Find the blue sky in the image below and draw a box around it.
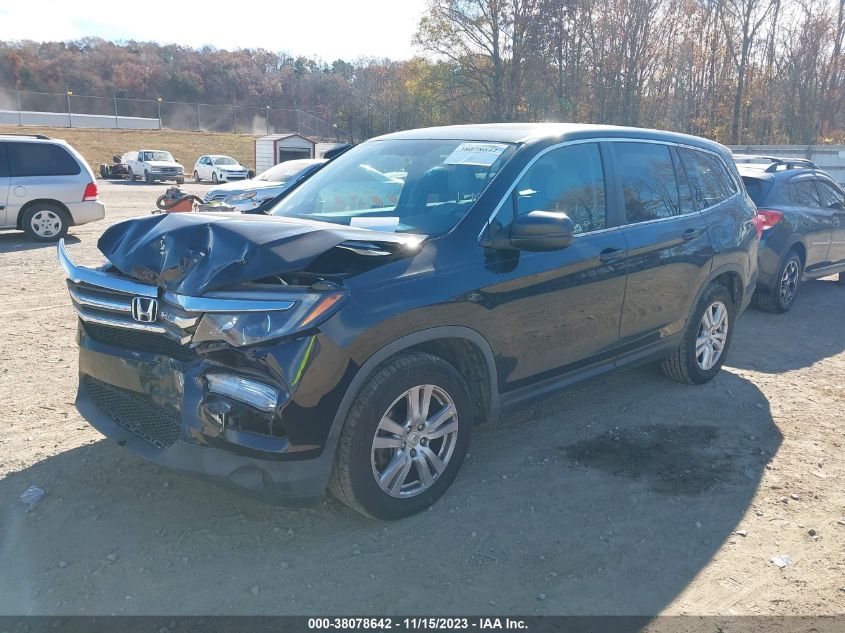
[0,0,429,60]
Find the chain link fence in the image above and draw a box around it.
[0,87,345,140]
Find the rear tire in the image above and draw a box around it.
[193,170,201,182]
[22,203,69,242]
[329,352,472,520]
[662,283,734,385]
[753,250,802,313]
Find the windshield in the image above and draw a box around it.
[213,156,238,165]
[257,160,319,182]
[268,139,515,235]
[143,151,174,162]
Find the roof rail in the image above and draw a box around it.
[733,154,816,172]
[0,133,52,140]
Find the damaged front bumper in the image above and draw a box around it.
[58,240,347,503]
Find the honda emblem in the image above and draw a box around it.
[131,297,158,323]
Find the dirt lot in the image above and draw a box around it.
[0,180,843,616]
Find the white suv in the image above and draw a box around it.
[0,134,106,241]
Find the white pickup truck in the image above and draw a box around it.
[122,150,185,184]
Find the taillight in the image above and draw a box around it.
[754,208,783,239]
[82,182,98,201]
[757,209,783,230]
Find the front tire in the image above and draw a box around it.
[662,283,734,384]
[329,352,472,520]
[127,167,135,181]
[753,251,802,313]
[22,203,69,242]
[144,170,152,184]
[212,172,219,184]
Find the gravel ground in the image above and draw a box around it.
[0,180,843,615]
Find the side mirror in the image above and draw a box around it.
[507,210,574,251]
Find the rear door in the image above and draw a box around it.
[0,142,9,227]
[612,141,715,349]
[816,178,845,266]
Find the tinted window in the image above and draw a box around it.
[741,176,773,205]
[788,180,822,207]
[0,143,9,178]
[7,142,81,177]
[680,148,736,209]
[817,180,845,209]
[615,142,681,223]
[513,143,606,234]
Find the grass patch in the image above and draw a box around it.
[0,125,260,174]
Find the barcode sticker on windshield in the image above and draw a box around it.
[443,143,508,166]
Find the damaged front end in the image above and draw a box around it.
[58,213,423,501]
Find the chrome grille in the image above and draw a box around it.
[204,192,228,202]
[67,279,199,343]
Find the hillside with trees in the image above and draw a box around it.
[0,0,843,144]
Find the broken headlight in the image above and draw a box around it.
[192,292,347,347]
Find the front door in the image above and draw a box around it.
[478,142,628,391]
[816,178,845,267]
[611,141,716,347]
[790,176,837,271]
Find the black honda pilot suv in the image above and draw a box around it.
[59,124,759,519]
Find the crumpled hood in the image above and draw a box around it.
[97,212,421,295]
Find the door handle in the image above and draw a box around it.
[598,247,627,263]
[683,227,705,241]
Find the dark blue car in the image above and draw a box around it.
[60,124,759,519]
[736,155,845,313]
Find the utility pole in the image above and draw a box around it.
[66,90,73,127]
[197,102,201,131]
[265,105,270,135]
[113,96,119,129]
[16,89,22,126]
[156,97,162,130]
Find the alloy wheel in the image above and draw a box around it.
[370,385,459,498]
[779,260,799,306]
[695,300,729,371]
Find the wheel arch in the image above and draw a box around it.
[17,199,74,229]
[787,240,806,266]
[687,264,745,325]
[326,327,500,456]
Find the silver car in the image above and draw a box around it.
[202,158,326,213]
[0,133,105,241]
